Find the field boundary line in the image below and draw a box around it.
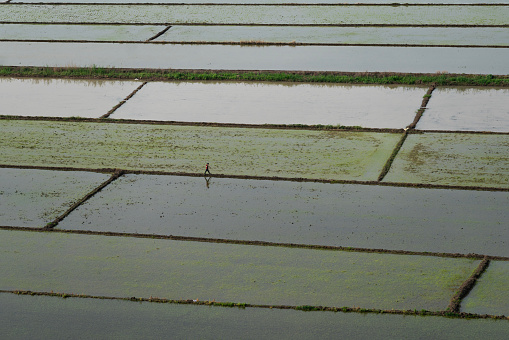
[377,84,436,181]
[43,170,124,229]
[0,115,402,133]
[2,225,509,261]
[101,81,147,118]
[1,164,508,192]
[1,289,508,320]
[447,257,491,313]
[1,22,508,28]
[3,3,509,6]
[1,39,508,49]
[407,84,436,129]
[146,25,172,42]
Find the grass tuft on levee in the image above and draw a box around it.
[1,66,508,87]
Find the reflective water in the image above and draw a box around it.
[114,81,425,128]
[0,24,166,41]
[0,78,140,118]
[2,42,507,74]
[58,174,509,257]
[156,26,509,46]
[417,87,509,132]
[3,293,509,340]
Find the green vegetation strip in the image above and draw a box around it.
[0,229,480,310]
[0,120,398,181]
[447,257,490,313]
[1,67,508,87]
[2,290,508,320]
[3,226,509,262]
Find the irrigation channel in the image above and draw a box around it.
[1,0,509,338]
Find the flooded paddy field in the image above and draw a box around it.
[153,26,509,46]
[0,78,140,117]
[57,173,509,257]
[0,229,479,311]
[383,133,509,189]
[2,4,507,25]
[462,261,509,316]
[0,120,400,181]
[113,81,425,128]
[0,168,109,228]
[417,87,509,132]
[2,42,508,74]
[3,294,509,340]
[0,23,167,41]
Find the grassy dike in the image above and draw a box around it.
[1,66,508,87]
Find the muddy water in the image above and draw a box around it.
[2,42,508,74]
[417,87,509,132]
[113,82,425,128]
[0,78,140,118]
[2,5,507,25]
[58,174,509,257]
[383,133,509,188]
[0,229,479,310]
[0,24,167,41]
[462,261,509,316]
[156,26,509,46]
[2,294,509,339]
[0,168,110,228]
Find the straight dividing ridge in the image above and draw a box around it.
[1,39,508,49]
[145,25,172,42]
[3,225,509,262]
[1,289,508,320]
[1,163,509,192]
[101,81,147,118]
[1,22,508,28]
[447,257,491,313]
[43,169,125,229]
[3,3,509,6]
[377,84,435,181]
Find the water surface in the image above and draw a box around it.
[2,42,507,74]
[114,81,425,128]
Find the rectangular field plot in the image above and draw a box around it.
[0,168,110,228]
[3,42,508,74]
[0,120,400,181]
[417,87,509,133]
[112,82,424,128]
[3,294,509,340]
[383,133,509,189]
[13,0,504,3]
[0,24,167,41]
[0,230,479,311]
[156,26,509,46]
[58,175,509,257]
[2,5,507,25]
[0,78,140,118]
[462,261,509,316]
